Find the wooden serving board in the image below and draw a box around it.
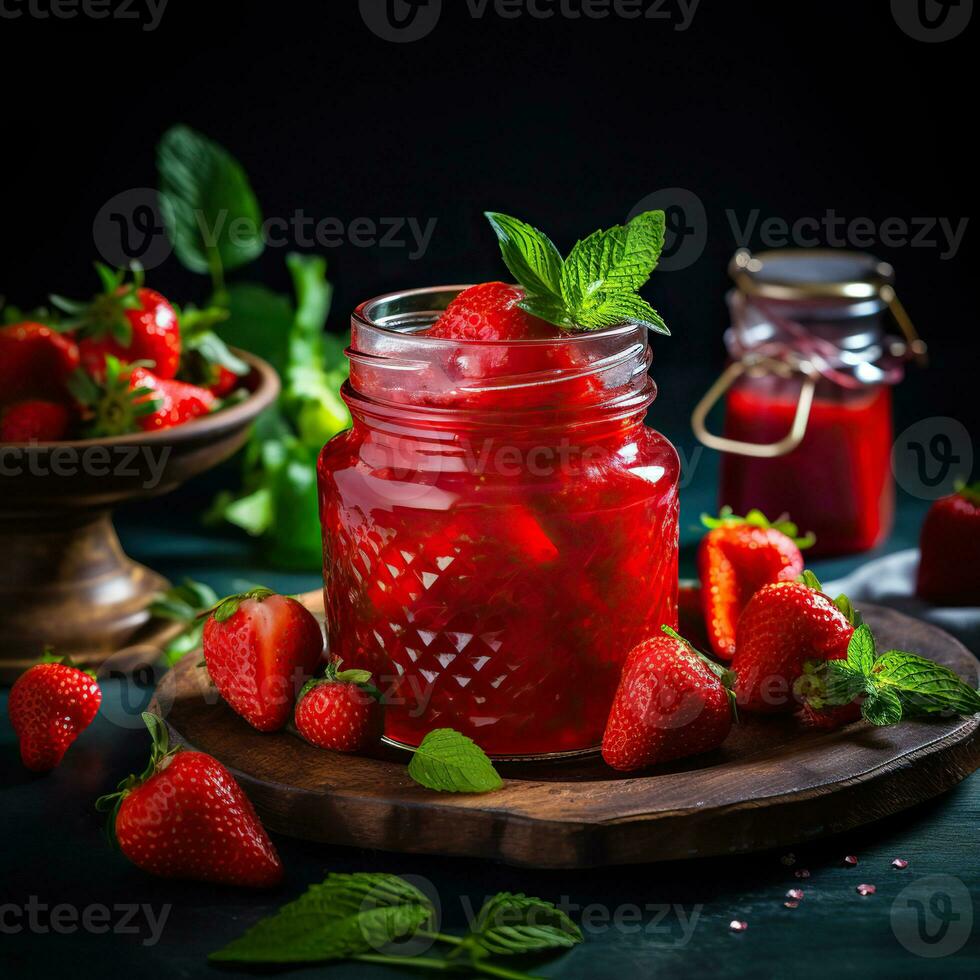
[150,596,980,869]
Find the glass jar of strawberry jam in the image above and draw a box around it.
[318,286,679,758]
[693,250,924,556]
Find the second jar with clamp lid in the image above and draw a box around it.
[693,249,925,556]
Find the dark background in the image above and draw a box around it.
[1,0,976,452]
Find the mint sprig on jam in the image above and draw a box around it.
[804,623,980,726]
[484,210,668,334]
[211,871,582,978]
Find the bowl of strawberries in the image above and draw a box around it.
[0,266,279,680]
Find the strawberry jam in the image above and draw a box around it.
[318,285,679,757]
[720,381,894,555]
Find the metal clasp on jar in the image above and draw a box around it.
[691,353,819,458]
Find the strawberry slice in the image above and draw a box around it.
[698,508,813,660]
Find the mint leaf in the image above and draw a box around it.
[798,569,823,592]
[465,892,583,957]
[483,210,668,334]
[872,652,980,716]
[816,660,869,706]
[846,624,877,674]
[407,729,502,793]
[517,293,576,329]
[861,686,903,726]
[157,125,264,280]
[574,291,668,335]
[560,211,665,309]
[210,873,433,964]
[485,212,563,299]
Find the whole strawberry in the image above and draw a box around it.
[916,482,980,606]
[203,588,324,732]
[294,660,384,752]
[0,399,73,442]
[8,654,101,771]
[52,264,181,379]
[0,321,80,403]
[426,282,559,343]
[98,713,282,888]
[70,355,215,436]
[698,508,813,660]
[731,577,854,714]
[601,627,735,772]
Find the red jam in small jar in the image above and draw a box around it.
[318,286,679,758]
[696,250,918,557]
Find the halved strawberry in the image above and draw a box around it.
[698,508,813,660]
[202,588,325,732]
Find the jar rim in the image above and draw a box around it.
[352,284,641,346]
[347,285,656,420]
[730,248,895,303]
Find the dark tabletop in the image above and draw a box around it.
[2,468,977,979]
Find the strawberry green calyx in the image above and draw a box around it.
[69,354,163,437]
[661,624,738,720]
[38,646,98,680]
[702,506,816,550]
[298,659,383,704]
[207,587,277,623]
[955,479,980,507]
[95,712,178,846]
[50,263,145,344]
[484,210,668,335]
[796,570,864,627]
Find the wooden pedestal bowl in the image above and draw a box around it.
[0,350,279,682]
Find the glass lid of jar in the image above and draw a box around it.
[729,248,926,361]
